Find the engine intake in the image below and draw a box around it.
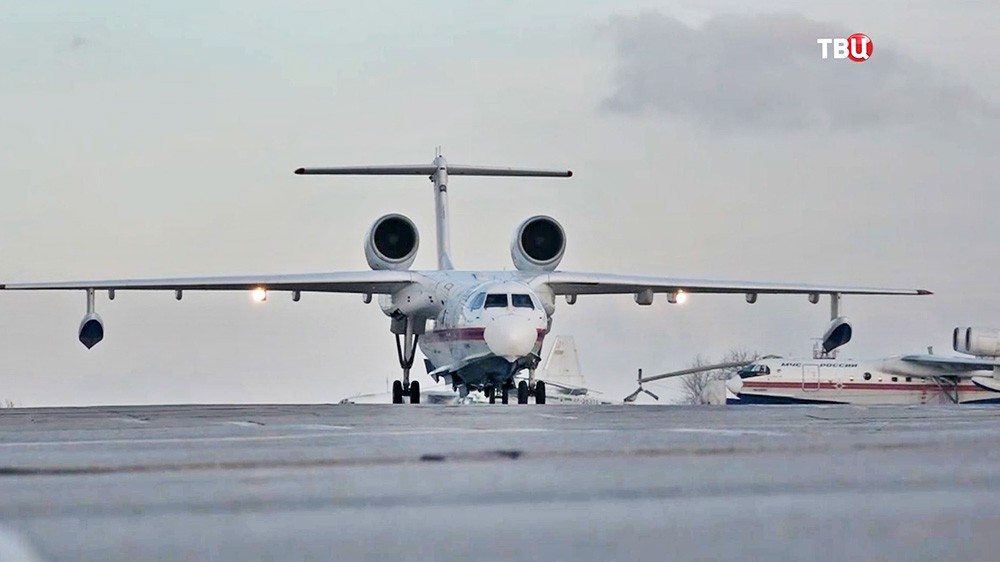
[365,214,419,271]
[821,316,852,353]
[79,313,104,349]
[511,216,566,272]
[954,327,1000,357]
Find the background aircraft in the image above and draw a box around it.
[517,335,610,405]
[631,326,1000,405]
[0,154,930,405]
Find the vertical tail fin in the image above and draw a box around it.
[541,335,587,390]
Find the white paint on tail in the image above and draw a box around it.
[542,335,587,390]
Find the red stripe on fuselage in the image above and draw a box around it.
[422,327,547,343]
[744,380,992,392]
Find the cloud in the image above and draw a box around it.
[602,12,997,131]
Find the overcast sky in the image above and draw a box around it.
[1,0,997,406]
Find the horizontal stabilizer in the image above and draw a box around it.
[447,166,571,177]
[295,166,436,175]
[294,165,571,178]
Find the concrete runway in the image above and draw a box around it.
[2,404,1000,561]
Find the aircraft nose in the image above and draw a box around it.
[725,376,744,396]
[483,315,538,363]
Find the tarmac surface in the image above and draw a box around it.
[2,403,1000,561]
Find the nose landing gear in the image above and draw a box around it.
[391,380,421,404]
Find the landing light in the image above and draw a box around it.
[251,287,268,303]
[675,290,688,305]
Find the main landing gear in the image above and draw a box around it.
[517,381,529,404]
[512,380,545,404]
[524,367,546,404]
[484,383,514,405]
[392,316,421,405]
[513,369,545,405]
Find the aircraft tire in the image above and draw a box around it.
[517,381,529,404]
[485,385,496,404]
[392,380,404,404]
[534,380,546,405]
[501,385,509,404]
[409,381,420,404]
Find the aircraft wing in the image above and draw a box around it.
[899,354,1000,374]
[0,270,417,294]
[533,272,931,297]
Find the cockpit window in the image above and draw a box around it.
[484,294,508,309]
[511,294,534,309]
[469,292,486,310]
[738,364,770,378]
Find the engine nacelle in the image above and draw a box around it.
[79,313,104,349]
[364,214,419,271]
[821,316,852,353]
[511,215,566,272]
[954,327,1000,357]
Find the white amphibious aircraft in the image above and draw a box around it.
[727,327,1000,405]
[0,154,930,404]
[635,327,1000,405]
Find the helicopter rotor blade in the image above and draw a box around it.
[623,388,643,403]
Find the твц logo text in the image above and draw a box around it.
[817,33,873,62]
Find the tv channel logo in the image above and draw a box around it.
[817,33,873,62]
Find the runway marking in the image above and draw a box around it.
[112,417,149,424]
[537,414,578,420]
[662,428,788,437]
[0,427,551,448]
[0,439,958,478]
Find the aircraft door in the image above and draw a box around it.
[802,364,820,392]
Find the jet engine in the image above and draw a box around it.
[510,215,566,272]
[820,316,852,354]
[364,214,419,271]
[78,313,104,349]
[954,327,1000,357]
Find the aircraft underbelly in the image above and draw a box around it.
[419,325,545,388]
[419,337,491,370]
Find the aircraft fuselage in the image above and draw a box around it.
[378,272,551,391]
[731,358,1000,405]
